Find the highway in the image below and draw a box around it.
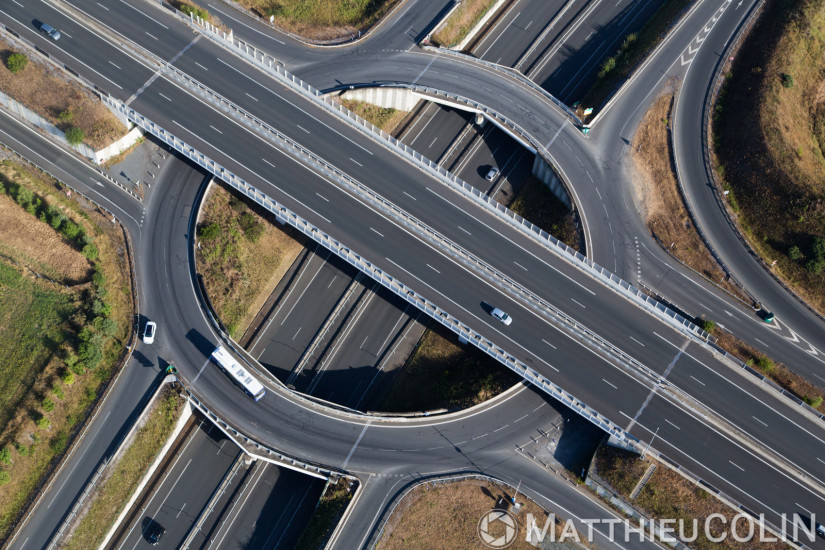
[2,0,825,547]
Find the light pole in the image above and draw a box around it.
[641,427,659,459]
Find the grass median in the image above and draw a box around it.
[430,0,500,49]
[593,446,787,550]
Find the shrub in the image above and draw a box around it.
[781,73,794,88]
[15,443,29,456]
[37,416,50,430]
[78,337,103,370]
[239,212,263,242]
[788,245,802,260]
[6,52,28,73]
[598,57,616,79]
[0,470,9,486]
[82,242,99,261]
[0,447,10,464]
[61,220,82,241]
[57,109,74,124]
[198,222,221,240]
[64,126,85,146]
[700,320,716,334]
[62,371,75,385]
[805,395,823,409]
[52,384,64,400]
[755,356,775,373]
[179,3,209,19]
[42,397,55,413]
[806,259,825,275]
[50,430,69,454]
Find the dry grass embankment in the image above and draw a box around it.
[714,0,825,316]
[196,184,306,339]
[378,323,520,412]
[0,43,125,149]
[378,479,581,550]
[233,0,400,41]
[709,326,824,412]
[430,0,499,48]
[63,388,186,550]
[576,0,694,119]
[631,91,750,301]
[0,157,132,542]
[339,99,408,134]
[510,176,581,251]
[594,446,787,550]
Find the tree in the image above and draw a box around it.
[788,245,801,261]
[6,52,28,73]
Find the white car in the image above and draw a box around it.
[143,321,157,344]
[490,308,512,326]
[485,167,499,182]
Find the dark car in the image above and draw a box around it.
[38,23,61,41]
[144,518,165,546]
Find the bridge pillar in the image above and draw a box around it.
[532,155,571,209]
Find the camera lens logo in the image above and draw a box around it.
[477,509,518,548]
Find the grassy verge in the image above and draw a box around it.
[196,184,307,339]
[697,322,825,412]
[575,0,694,119]
[377,478,585,549]
[593,446,786,550]
[377,322,520,412]
[0,156,132,541]
[233,0,400,41]
[63,388,185,549]
[430,0,499,48]
[630,90,752,301]
[713,0,825,316]
[509,176,581,251]
[339,99,408,134]
[295,478,354,550]
[0,42,125,149]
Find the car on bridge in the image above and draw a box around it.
[490,307,512,325]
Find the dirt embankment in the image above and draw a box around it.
[0,43,125,149]
[630,89,748,301]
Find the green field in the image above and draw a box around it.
[0,260,75,425]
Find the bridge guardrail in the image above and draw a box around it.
[174,12,712,348]
[101,94,632,446]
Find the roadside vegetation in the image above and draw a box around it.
[0,42,125,149]
[593,446,787,550]
[232,0,400,41]
[696,319,824,412]
[510,176,581,251]
[196,184,307,339]
[576,0,694,120]
[713,0,825,316]
[378,322,520,412]
[630,90,752,301]
[339,99,408,134]
[63,388,186,549]
[377,478,582,550]
[430,0,500,49]
[0,156,132,542]
[295,478,354,550]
